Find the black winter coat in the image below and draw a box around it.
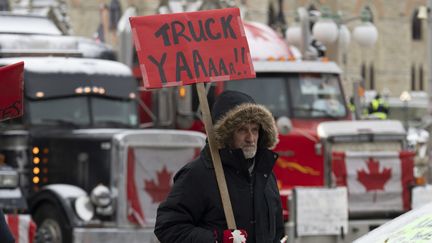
[154,146,284,243]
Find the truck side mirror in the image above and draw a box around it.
[276,116,292,135]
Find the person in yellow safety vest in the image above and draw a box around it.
[348,97,368,118]
[368,94,389,119]
[348,97,355,113]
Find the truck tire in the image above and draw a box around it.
[33,204,71,243]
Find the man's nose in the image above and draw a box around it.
[245,130,255,142]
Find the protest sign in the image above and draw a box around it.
[0,62,24,121]
[295,187,348,236]
[129,8,255,89]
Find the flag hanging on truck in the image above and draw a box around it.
[0,61,24,121]
[5,214,36,243]
[126,146,201,226]
[332,151,415,213]
[129,8,255,89]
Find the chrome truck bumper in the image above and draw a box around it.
[73,227,159,243]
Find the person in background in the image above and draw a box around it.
[348,97,355,113]
[154,90,284,243]
[368,93,389,119]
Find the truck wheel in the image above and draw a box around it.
[33,204,71,243]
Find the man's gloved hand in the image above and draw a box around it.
[223,229,247,243]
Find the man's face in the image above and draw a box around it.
[232,123,259,159]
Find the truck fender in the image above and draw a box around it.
[29,184,88,227]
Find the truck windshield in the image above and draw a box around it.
[28,96,138,127]
[225,72,346,119]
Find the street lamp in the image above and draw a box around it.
[338,24,351,51]
[285,6,378,119]
[285,6,378,58]
[352,22,378,48]
[312,19,338,44]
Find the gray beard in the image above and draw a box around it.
[242,147,257,159]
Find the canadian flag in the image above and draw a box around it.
[332,151,414,213]
[0,61,24,121]
[126,146,200,226]
[5,214,36,243]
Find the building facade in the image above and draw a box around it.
[65,0,429,98]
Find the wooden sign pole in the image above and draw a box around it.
[196,83,237,229]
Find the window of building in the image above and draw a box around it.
[369,63,375,90]
[412,8,423,40]
[361,63,367,89]
[360,63,375,90]
[419,65,424,90]
[268,2,276,28]
[411,64,416,90]
[268,0,287,35]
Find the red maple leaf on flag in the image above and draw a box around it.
[144,166,172,203]
[357,157,392,202]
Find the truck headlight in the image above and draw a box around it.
[90,184,112,208]
[74,195,94,221]
[0,169,19,188]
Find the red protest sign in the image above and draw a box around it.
[130,8,255,89]
[0,62,24,121]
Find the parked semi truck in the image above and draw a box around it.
[0,11,211,243]
[0,57,206,243]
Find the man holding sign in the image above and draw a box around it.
[154,91,284,242]
[130,7,283,243]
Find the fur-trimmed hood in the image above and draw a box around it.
[212,91,278,149]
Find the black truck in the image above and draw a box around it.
[0,57,205,243]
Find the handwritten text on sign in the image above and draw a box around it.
[295,187,348,236]
[0,62,24,121]
[129,8,255,89]
[377,214,432,243]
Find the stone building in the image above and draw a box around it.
[65,0,428,98]
[280,0,429,99]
